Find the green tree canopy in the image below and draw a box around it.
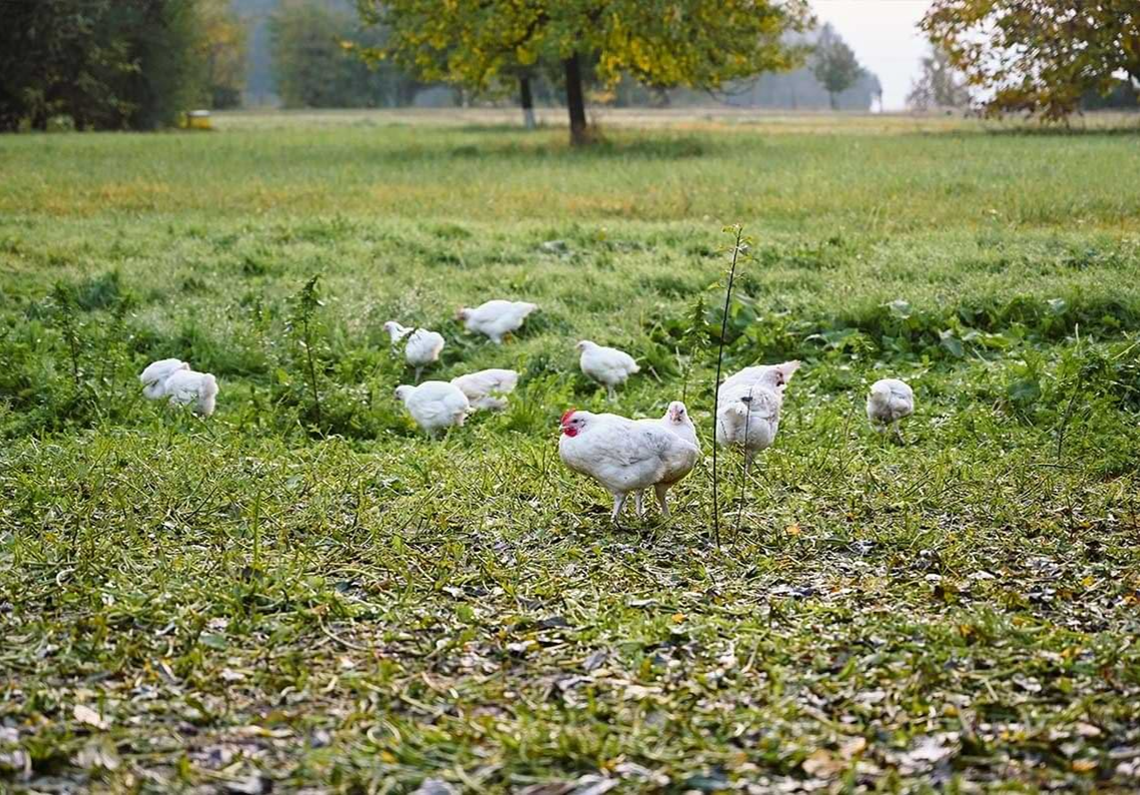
[922,0,1140,120]
[811,24,865,110]
[357,0,813,144]
[0,0,211,131]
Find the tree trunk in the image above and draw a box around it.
[563,54,588,146]
[519,75,536,130]
[829,91,837,110]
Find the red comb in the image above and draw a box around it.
[560,409,576,424]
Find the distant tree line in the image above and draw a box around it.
[4,0,1132,132]
[268,1,422,109]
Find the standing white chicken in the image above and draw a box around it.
[577,340,639,400]
[383,321,445,382]
[632,400,700,516]
[139,358,189,399]
[866,378,914,442]
[715,360,801,469]
[559,408,700,522]
[450,368,520,411]
[164,370,219,416]
[456,300,538,344]
[395,381,470,436]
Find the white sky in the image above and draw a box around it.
[812,0,934,110]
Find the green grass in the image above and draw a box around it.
[2,113,1140,793]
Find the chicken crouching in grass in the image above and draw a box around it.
[577,340,639,400]
[559,407,700,522]
[715,360,801,470]
[382,321,445,382]
[867,378,914,442]
[456,300,538,344]
[395,381,470,436]
[139,358,189,399]
[164,370,219,417]
[450,368,519,411]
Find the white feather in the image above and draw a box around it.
[456,300,538,344]
[404,329,445,369]
[867,378,914,429]
[559,408,700,520]
[139,358,189,399]
[382,321,414,344]
[577,340,639,398]
[715,360,801,462]
[450,368,519,411]
[164,370,218,416]
[395,381,470,435]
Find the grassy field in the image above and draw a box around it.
[2,111,1140,793]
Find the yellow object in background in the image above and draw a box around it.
[181,109,212,130]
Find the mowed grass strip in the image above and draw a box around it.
[1,115,1139,792]
[1,115,1139,230]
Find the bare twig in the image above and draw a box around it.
[294,275,324,430]
[711,225,746,550]
[1056,324,1082,462]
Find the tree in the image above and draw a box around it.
[906,46,971,111]
[922,0,1140,120]
[811,24,864,110]
[0,0,211,131]
[270,1,422,109]
[356,0,814,145]
[198,0,248,109]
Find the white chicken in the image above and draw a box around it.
[715,360,801,469]
[866,378,914,442]
[559,408,700,522]
[383,321,445,382]
[456,300,538,344]
[395,381,470,436]
[632,400,700,516]
[139,358,189,399]
[164,370,219,416]
[577,340,639,400]
[450,368,520,411]
[382,321,414,345]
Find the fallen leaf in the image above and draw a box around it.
[75,738,120,771]
[73,704,109,730]
[840,736,867,759]
[802,749,842,778]
[1075,722,1101,737]
[413,779,459,795]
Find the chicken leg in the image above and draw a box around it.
[611,492,628,522]
[634,491,645,518]
[893,421,906,445]
[653,483,672,519]
[606,385,616,402]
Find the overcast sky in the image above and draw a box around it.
[812,0,934,111]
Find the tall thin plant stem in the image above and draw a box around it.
[711,225,746,550]
[302,314,322,428]
[295,275,323,430]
